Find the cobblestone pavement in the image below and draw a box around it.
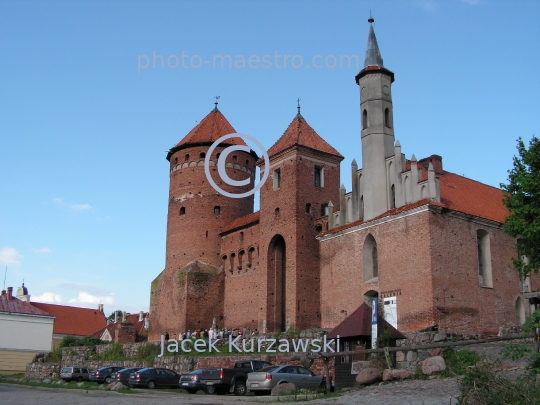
[1,378,461,405]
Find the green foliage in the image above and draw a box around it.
[99,343,126,360]
[137,343,161,359]
[58,335,102,350]
[501,136,540,278]
[107,310,123,323]
[458,364,540,405]
[441,348,481,376]
[285,324,301,339]
[523,309,540,335]
[501,343,531,361]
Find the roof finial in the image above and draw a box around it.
[213,95,220,111]
[368,10,374,24]
[295,98,303,118]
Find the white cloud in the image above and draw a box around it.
[53,198,92,212]
[33,292,63,303]
[68,291,114,305]
[32,247,51,254]
[415,0,439,10]
[0,247,23,266]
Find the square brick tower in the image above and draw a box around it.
[257,109,343,331]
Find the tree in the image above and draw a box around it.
[501,136,540,279]
[107,309,123,323]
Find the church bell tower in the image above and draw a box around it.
[355,16,396,221]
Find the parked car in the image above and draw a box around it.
[110,367,143,385]
[179,369,206,394]
[128,367,180,389]
[246,365,325,395]
[60,366,92,382]
[89,366,124,384]
[200,359,272,395]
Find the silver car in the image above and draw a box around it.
[246,365,324,395]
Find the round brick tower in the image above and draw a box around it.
[164,107,258,273]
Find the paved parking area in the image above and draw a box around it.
[1,378,460,405]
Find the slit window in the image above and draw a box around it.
[314,166,323,187]
[306,203,311,214]
[214,206,221,215]
[180,207,185,216]
[362,109,368,130]
[273,169,281,190]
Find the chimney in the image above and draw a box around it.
[122,311,127,322]
[97,303,104,313]
[7,287,13,300]
[139,311,144,322]
[114,311,118,323]
[144,316,149,330]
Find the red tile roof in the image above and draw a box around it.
[31,302,107,336]
[92,313,148,340]
[171,109,246,153]
[0,295,53,317]
[221,211,260,235]
[327,303,405,339]
[438,171,507,223]
[266,115,343,159]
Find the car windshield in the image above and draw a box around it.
[189,370,202,375]
[258,366,279,373]
[61,368,72,373]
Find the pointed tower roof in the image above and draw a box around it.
[266,114,343,159]
[364,17,384,67]
[166,108,247,161]
[355,16,394,84]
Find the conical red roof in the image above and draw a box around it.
[168,108,246,160]
[267,114,342,158]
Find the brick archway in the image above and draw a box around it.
[267,235,286,332]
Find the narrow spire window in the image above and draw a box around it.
[384,108,391,128]
[390,184,396,209]
[362,109,368,130]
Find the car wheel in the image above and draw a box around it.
[233,380,247,396]
[76,376,83,382]
[186,389,197,394]
[146,380,156,389]
[205,385,215,394]
[105,377,111,384]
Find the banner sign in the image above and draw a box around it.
[371,297,378,349]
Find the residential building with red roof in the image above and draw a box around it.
[149,18,536,340]
[0,287,54,373]
[28,301,107,349]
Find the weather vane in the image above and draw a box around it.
[297,98,301,114]
[214,95,220,110]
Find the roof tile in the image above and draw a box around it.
[266,115,342,158]
[31,302,107,336]
[0,295,52,316]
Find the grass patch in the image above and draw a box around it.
[441,348,481,377]
[0,376,138,394]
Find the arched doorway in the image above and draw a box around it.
[267,235,286,331]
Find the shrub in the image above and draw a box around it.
[99,344,126,360]
[441,348,481,376]
[137,343,161,359]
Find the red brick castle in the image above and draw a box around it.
[148,19,535,341]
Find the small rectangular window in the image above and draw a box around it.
[214,206,221,215]
[314,166,324,187]
[321,203,329,216]
[273,169,281,190]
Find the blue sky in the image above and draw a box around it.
[1,0,539,316]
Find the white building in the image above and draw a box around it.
[0,287,54,374]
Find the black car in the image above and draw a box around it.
[110,367,143,385]
[128,367,180,389]
[89,366,124,384]
[179,370,205,394]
